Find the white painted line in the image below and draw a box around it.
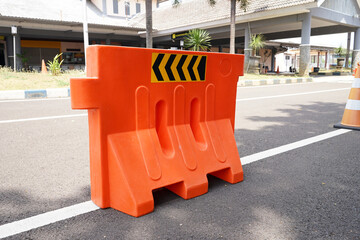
[237,82,313,89]
[0,201,99,239]
[345,99,360,111]
[0,129,352,238]
[0,113,87,124]
[241,129,351,165]
[236,88,350,102]
[0,97,70,103]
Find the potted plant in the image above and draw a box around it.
[335,46,346,68]
[247,33,265,74]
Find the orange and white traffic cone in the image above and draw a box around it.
[334,66,360,130]
[41,59,47,74]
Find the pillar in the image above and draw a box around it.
[14,33,21,70]
[299,13,311,76]
[7,29,22,70]
[352,28,360,70]
[345,32,351,68]
[244,23,252,71]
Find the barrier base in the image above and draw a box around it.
[334,123,360,131]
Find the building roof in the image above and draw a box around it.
[0,0,145,31]
[131,0,317,32]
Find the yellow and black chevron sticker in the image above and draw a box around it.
[151,53,207,83]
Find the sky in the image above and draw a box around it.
[278,32,354,49]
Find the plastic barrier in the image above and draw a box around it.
[71,46,244,217]
[334,65,360,131]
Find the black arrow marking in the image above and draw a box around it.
[177,55,187,80]
[188,56,198,80]
[152,54,164,81]
[198,56,206,80]
[165,54,176,81]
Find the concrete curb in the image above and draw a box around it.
[310,72,352,76]
[0,77,314,100]
[0,88,70,100]
[238,77,313,87]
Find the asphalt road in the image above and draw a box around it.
[0,79,359,239]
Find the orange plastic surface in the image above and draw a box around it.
[71,46,244,217]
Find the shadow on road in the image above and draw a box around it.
[3,101,360,239]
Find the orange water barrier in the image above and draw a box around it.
[71,46,244,217]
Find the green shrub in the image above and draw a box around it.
[184,29,212,51]
[47,53,64,75]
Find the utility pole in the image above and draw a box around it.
[83,0,89,69]
[11,26,17,72]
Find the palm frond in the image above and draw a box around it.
[184,29,212,51]
[237,0,248,12]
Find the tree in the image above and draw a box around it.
[175,0,248,54]
[230,0,248,54]
[184,29,212,51]
[250,34,265,56]
[145,0,152,48]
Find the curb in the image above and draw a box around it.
[0,88,70,100]
[238,77,313,87]
[0,77,314,99]
[310,72,352,76]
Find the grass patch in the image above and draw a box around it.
[0,67,307,91]
[0,67,85,90]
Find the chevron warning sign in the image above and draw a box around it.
[151,53,207,83]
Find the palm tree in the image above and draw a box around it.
[230,0,248,54]
[176,0,248,54]
[184,29,212,51]
[146,0,248,51]
[145,0,152,48]
[250,34,265,56]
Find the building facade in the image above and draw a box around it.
[1,0,360,75]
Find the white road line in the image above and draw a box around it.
[0,97,70,103]
[241,129,351,165]
[0,201,99,239]
[0,129,352,238]
[236,88,350,102]
[0,113,87,124]
[237,82,313,88]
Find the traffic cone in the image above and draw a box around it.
[276,66,279,74]
[41,59,47,74]
[334,65,360,130]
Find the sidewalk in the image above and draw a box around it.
[0,75,354,100]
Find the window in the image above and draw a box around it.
[113,0,118,14]
[136,3,141,13]
[125,2,130,16]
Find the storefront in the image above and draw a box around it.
[20,40,85,71]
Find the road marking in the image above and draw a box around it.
[237,82,313,88]
[241,129,351,165]
[0,129,352,238]
[0,97,70,103]
[236,88,350,102]
[0,201,99,239]
[0,113,87,124]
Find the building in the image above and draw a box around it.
[1,0,360,75]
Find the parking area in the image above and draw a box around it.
[1,80,359,239]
